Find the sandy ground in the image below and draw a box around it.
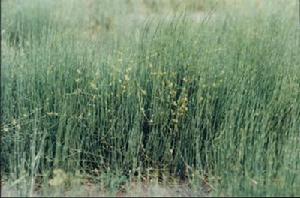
[2,182,210,197]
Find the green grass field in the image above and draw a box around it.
[1,0,300,196]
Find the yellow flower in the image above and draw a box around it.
[124,74,130,81]
[90,82,98,90]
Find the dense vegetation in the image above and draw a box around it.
[1,0,299,196]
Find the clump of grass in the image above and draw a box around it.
[1,0,299,196]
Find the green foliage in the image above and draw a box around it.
[1,0,299,196]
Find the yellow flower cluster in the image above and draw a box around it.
[178,95,189,116]
[121,67,132,94]
[90,81,98,90]
[46,112,59,116]
[171,87,189,128]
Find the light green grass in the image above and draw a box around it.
[1,0,300,196]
